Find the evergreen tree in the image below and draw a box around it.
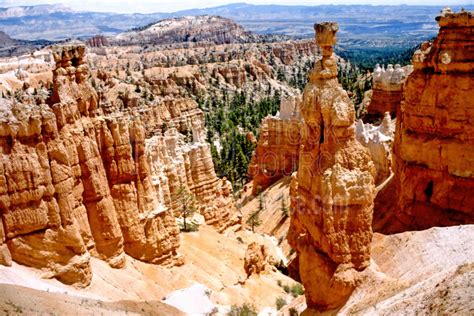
[247,193,265,233]
[176,186,197,232]
[280,195,289,218]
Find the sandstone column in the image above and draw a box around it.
[287,22,376,311]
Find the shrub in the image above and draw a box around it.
[227,303,257,316]
[277,280,283,287]
[276,297,287,310]
[236,237,244,244]
[283,285,291,293]
[290,283,304,297]
[289,307,299,316]
[180,222,199,232]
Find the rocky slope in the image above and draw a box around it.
[283,225,474,315]
[390,9,474,232]
[287,22,376,311]
[0,225,300,314]
[113,15,264,46]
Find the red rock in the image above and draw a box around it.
[393,10,474,231]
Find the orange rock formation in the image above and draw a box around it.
[249,95,302,194]
[287,22,376,311]
[393,9,474,230]
[243,242,275,278]
[0,44,239,286]
[366,64,411,120]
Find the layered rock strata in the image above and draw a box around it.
[0,45,184,286]
[249,95,302,194]
[393,9,474,230]
[146,127,239,233]
[287,23,376,311]
[366,64,410,120]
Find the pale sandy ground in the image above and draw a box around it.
[240,177,292,257]
[281,225,474,315]
[241,179,474,315]
[0,225,299,315]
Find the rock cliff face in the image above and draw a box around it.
[393,9,474,230]
[0,44,242,286]
[287,22,376,311]
[86,35,109,48]
[146,128,239,233]
[88,40,318,103]
[249,96,302,194]
[366,64,411,120]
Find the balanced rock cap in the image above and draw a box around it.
[314,22,339,47]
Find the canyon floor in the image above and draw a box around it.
[1,221,472,315]
[0,224,299,314]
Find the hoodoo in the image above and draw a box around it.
[287,22,376,311]
[366,64,410,120]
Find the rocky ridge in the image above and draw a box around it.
[113,15,265,46]
[87,39,318,102]
[287,22,376,311]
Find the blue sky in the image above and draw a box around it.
[0,0,472,13]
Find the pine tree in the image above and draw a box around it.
[247,193,265,233]
[280,194,289,218]
[176,186,197,232]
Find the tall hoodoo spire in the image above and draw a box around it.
[288,22,376,311]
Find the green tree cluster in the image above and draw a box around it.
[200,90,281,191]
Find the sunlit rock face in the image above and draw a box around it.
[0,42,245,285]
[393,9,474,231]
[287,22,376,311]
[0,45,184,286]
[366,64,412,120]
[249,95,302,195]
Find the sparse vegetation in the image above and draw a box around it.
[290,283,304,297]
[176,186,198,232]
[276,297,287,310]
[227,303,258,316]
[246,193,265,232]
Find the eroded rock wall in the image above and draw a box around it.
[393,10,474,230]
[0,45,185,286]
[249,95,302,194]
[287,22,376,311]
